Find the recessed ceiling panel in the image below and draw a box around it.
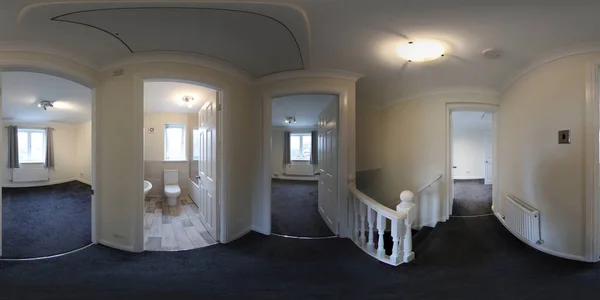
[54,7,304,77]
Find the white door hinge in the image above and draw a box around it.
[217,104,223,111]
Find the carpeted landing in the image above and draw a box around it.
[271,179,334,237]
[452,179,493,216]
[1,181,91,258]
[1,215,599,299]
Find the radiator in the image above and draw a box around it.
[285,164,314,176]
[504,194,541,245]
[12,168,49,182]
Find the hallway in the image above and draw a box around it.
[1,215,597,299]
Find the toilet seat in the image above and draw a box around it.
[164,184,181,196]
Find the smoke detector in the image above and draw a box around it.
[482,48,501,59]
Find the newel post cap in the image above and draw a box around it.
[400,190,414,203]
[348,173,356,183]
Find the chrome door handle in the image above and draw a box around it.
[195,175,201,179]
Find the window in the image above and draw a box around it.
[18,129,46,163]
[192,128,200,160]
[164,124,186,161]
[290,133,311,161]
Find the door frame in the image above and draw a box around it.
[260,90,348,237]
[584,62,600,262]
[445,103,499,220]
[136,75,226,248]
[0,65,99,258]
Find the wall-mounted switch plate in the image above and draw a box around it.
[558,130,571,144]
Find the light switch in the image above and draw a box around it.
[558,130,570,144]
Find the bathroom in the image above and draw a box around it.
[142,79,218,251]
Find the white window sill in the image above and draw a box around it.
[20,162,45,164]
[163,160,188,162]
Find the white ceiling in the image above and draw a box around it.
[10,1,600,106]
[272,94,335,127]
[2,71,92,123]
[144,80,216,114]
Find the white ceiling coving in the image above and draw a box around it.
[2,72,92,123]
[144,80,216,114]
[13,1,600,106]
[272,94,336,127]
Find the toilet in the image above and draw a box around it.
[163,169,181,206]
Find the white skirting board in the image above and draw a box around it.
[3,177,81,188]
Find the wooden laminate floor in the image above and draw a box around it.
[144,196,216,251]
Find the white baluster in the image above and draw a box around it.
[354,196,360,242]
[359,202,367,247]
[376,213,386,259]
[397,190,416,263]
[389,218,401,265]
[367,207,376,252]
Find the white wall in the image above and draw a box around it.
[271,126,316,176]
[497,52,600,260]
[356,103,382,172]
[144,112,195,161]
[452,121,487,179]
[2,121,91,187]
[75,121,92,184]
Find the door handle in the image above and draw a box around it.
[195,175,201,179]
[452,166,457,169]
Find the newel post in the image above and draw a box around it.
[397,190,416,263]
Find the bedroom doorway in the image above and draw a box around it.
[0,71,96,259]
[269,94,338,238]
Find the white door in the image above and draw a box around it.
[197,94,219,240]
[318,99,338,235]
[484,130,493,185]
[449,113,455,215]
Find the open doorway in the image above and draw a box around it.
[142,79,220,251]
[270,94,338,238]
[1,71,93,259]
[450,111,494,217]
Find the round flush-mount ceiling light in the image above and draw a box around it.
[396,40,445,62]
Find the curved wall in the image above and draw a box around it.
[497,52,600,260]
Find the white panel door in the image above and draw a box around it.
[484,130,493,185]
[318,100,338,235]
[198,94,219,240]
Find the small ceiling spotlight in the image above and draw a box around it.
[396,39,445,62]
[38,100,54,111]
[284,117,296,124]
[182,95,194,108]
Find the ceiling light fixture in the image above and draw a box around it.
[182,95,194,108]
[396,40,445,62]
[284,117,296,124]
[37,100,54,111]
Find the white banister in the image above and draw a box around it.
[367,208,376,252]
[348,183,412,266]
[397,190,415,262]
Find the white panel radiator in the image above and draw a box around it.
[12,168,49,182]
[504,194,542,245]
[285,164,314,176]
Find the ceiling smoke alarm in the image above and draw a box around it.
[482,48,501,59]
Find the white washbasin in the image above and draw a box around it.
[144,180,152,197]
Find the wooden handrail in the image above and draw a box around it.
[348,183,406,220]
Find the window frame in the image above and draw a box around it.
[17,128,46,164]
[164,124,186,161]
[290,133,312,162]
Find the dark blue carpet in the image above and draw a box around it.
[1,215,599,299]
[271,179,334,237]
[2,181,91,258]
